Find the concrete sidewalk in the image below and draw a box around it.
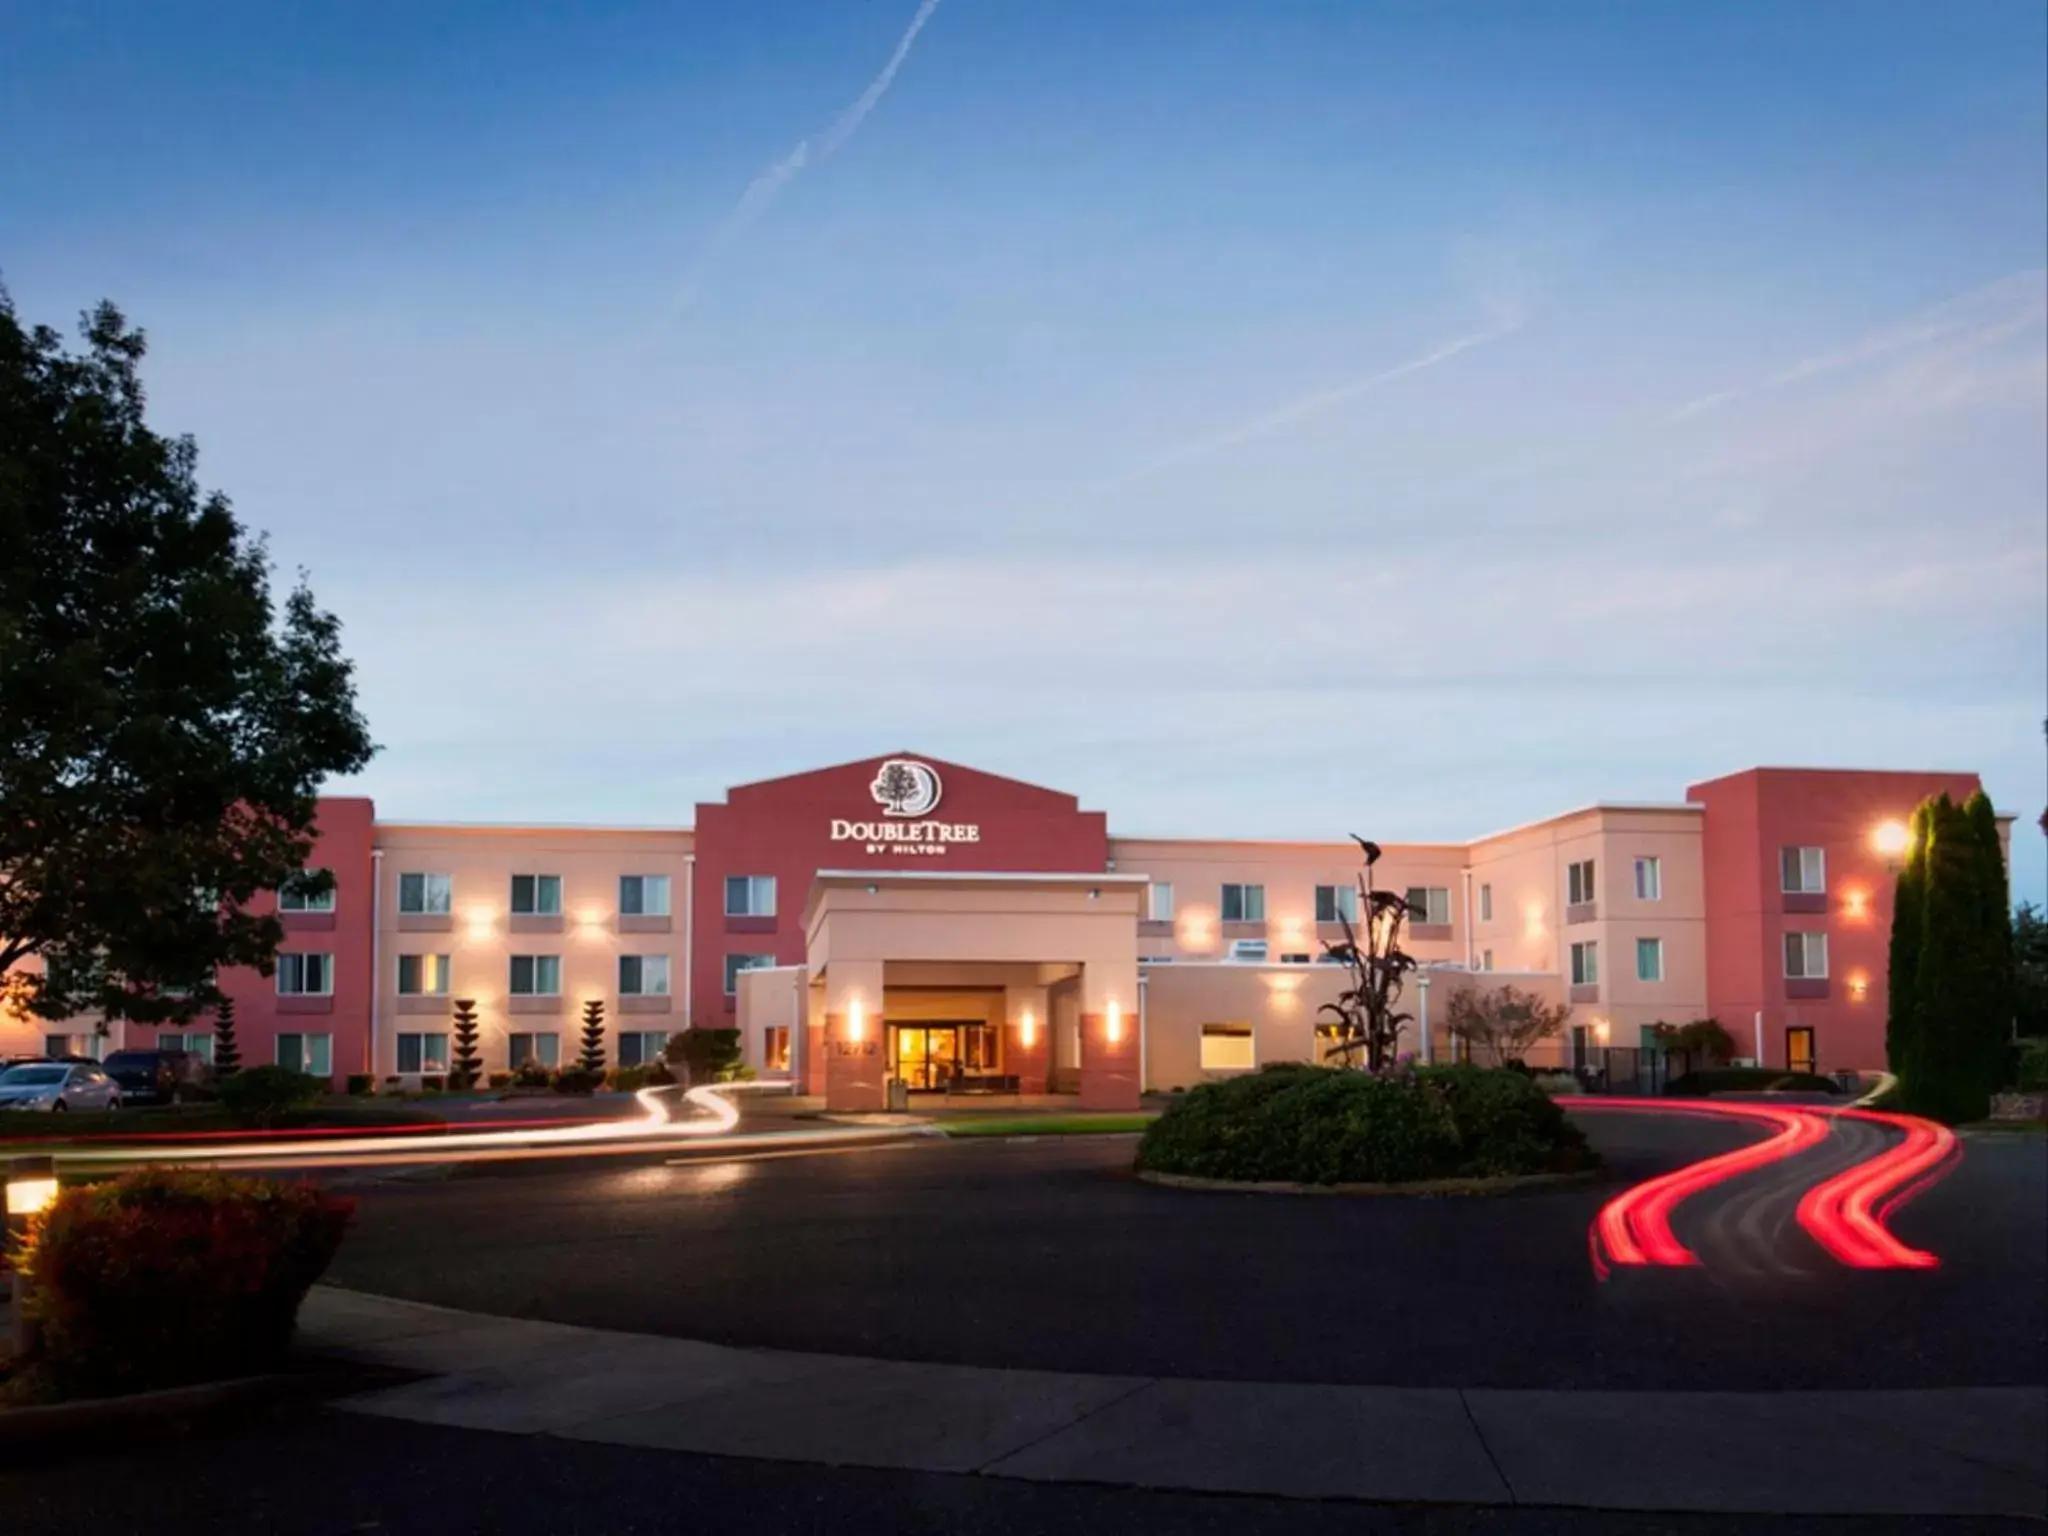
[301,1286,2047,1518]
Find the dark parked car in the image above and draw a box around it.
[101,1049,214,1106]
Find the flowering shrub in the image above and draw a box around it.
[1135,1064,1596,1185]
[17,1167,353,1398]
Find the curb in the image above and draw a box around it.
[0,1362,394,1452]
[1135,1168,1601,1197]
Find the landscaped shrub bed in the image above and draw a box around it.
[1133,1064,1596,1186]
[1665,1067,1841,1097]
[11,1168,353,1402]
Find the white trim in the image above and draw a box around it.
[369,848,383,1078]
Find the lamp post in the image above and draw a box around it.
[6,1154,57,1359]
[1416,970,1433,1065]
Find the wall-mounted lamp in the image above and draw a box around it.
[1871,819,1910,870]
[1018,1008,1036,1049]
[1848,974,1871,1003]
[865,884,878,896]
[6,1155,57,1220]
[1105,999,1122,1044]
[1088,888,1100,900]
[845,997,864,1041]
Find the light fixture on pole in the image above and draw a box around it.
[7,1154,57,1360]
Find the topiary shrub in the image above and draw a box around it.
[1134,1065,1595,1186]
[15,1167,353,1401]
[675,1028,744,1083]
[215,1064,325,1127]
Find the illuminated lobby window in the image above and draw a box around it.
[1200,1024,1255,1071]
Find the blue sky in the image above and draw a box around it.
[4,1,2044,897]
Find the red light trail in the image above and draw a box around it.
[1575,1099,1959,1276]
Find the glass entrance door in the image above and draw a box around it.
[890,1025,960,1091]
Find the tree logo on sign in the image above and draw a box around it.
[870,759,943,818]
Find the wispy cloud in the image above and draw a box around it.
[1665,268,2047,423]
[689,0,944,276]
[1105,318,1522,487]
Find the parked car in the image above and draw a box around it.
[0,1061,124,1112]
[101,1048,214,1106]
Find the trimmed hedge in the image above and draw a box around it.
[15,1167,352,1401]
[1133,1064,1596,1186]
[1665,1067,1842,1097]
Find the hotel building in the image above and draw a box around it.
[3,754,1998,1111]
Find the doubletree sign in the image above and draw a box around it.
[829,759,981,857]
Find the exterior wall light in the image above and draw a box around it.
[1105,1000,1122,1044]
[1871,819,1910,866]
[1018,1008,1036,1049]
[846,997,864,1042]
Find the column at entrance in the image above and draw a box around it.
[823,959,887,1112]
[1003,982,1050,1094]
[1077,961,1140,1110]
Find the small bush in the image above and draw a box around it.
[17,1167,353,1400]
[345,1074,374,1097]
[215,1065,325,1127]
[1134,1065,1595,1186]
[420,1074,444,1092]
[2013,1038,2048,1092]
[643,1057,675,1086]
[552,1066,602,1095]
[513,1059,552,1089]
[487,1071,513,1090]
[674,1028,744,1083]
[1666,1067,1841,1097]
[608,1065,651,1092]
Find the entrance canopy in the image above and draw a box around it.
[801,870,1147,1111]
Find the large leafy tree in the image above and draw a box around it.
[0,292,374,1025]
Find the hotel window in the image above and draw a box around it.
[396,954,451,996]
[619,954,671,996]
[764,1027,791,1073]
[1148,882,1175,922]
[276,953,333,996]
[1220,883,1265,922]
[510,874,563,916]
[1405,887,1450,925]
[397,872,452,915]
[1784,931,1829,979]
[158,1032,215,1063]
[724,952,777,994]
[396,1032,449,1074]
[1570,941,1598,987]
[1781,846,1826,894]
[276,1032,332,1077]
[1567,860,1596,906]
[1200,1024,1256,1072]
[725,875,777,918]
[278,870,336,913]
[1228,939,1268,963]
[617,1031,669,1068]
[1480,949,1495,971]
[1314,884,1359,923]
[619,875,671,917]
[1634,857,1662,901]
[1636,937,1664,983]
[1479,883,1493,922]
[508,1032,560,1070]
[509,954,562,996]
